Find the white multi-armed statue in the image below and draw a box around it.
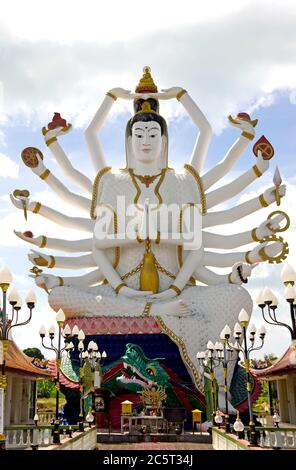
[11,67,288,399]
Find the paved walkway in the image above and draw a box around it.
[97,442,213,450]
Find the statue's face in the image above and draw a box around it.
[131,121,162,164]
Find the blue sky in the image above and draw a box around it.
[0,0,296,359]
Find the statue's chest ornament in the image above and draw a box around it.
[134,172,162,188]
[128,168,166,209]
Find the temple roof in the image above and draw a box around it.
[253,342,296,380]
[5,340,51,378]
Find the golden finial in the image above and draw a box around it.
[135,66,158,93]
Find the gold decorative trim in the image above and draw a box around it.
[114,283,125,294]
[252,165,262,178]
[143,302,152,316]
[259,193,269,208]
[106,92,117,101]
[154,169,166,205]
[251,228,260,242]
[48,255,56,269]
[45,137,57,147]
[245,251,253,264]
[228,272,234,284]
[242,131,255,140]
[155,231,160,244]
[183,164,207,214]
[39,169,51,180]
[40,236,47,248]
[155,316,203,393]
[91,166,112,219]
[32,202,41,214]
[170,284,182,296]
[58,276,64,286]
[176,89,187,101]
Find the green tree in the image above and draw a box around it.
[23,347,44,360]
[37,379,55,398]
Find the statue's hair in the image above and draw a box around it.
[126,112,168,138]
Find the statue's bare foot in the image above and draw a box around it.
[151,299,192,317]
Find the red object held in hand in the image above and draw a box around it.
[23,231,34,238]
[253,135,275,160]
[48,113,67,130]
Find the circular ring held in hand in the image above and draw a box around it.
[267,210,290,233]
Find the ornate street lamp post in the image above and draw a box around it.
[196,341,222,424]
[227,309,266,447]
[0,265,36,450]
[39,309,70,445]
[219,325,238,433]
[71,327,86,432]
[256,263,296,340]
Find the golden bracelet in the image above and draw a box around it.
[136,231,144,243]
[45,137,57,147]
[48,256,56,269]
[58,276,64,287]
[170,284,182,296]
[241,131,255,140]
[251,228,261,242]
[40,236,47,248]
[245,251,253,264]
[228,273,234,284]
[32,202,41,214]
[114,283,125,294]
[176,89,187,101]
[106,92,117,101]
[252,165,262,178]
[39,169,51,180]
[259,193,269,208]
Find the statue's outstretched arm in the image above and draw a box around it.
[60,269,104,287]
[85,88,131,172]
[177,90,212,172]
[14,231,92,252]
[194,265,230,285]
[206,152,269,209]
[43,127,93,193]
[203,239,285,267]
[203,213,285,249]
[10,195,94,232]
[28,250,95,269]
[202,116,257,191]
[32,269,104,290]
[30,155,91,213]
[203,184,286,227]
[195,264,256,286]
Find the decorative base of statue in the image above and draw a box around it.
[49,283,252,401]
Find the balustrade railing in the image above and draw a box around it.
[4,424,80,449]
[233,426,296,449]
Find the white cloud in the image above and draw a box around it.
[0,152,19,178]
[0,2,296,132]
